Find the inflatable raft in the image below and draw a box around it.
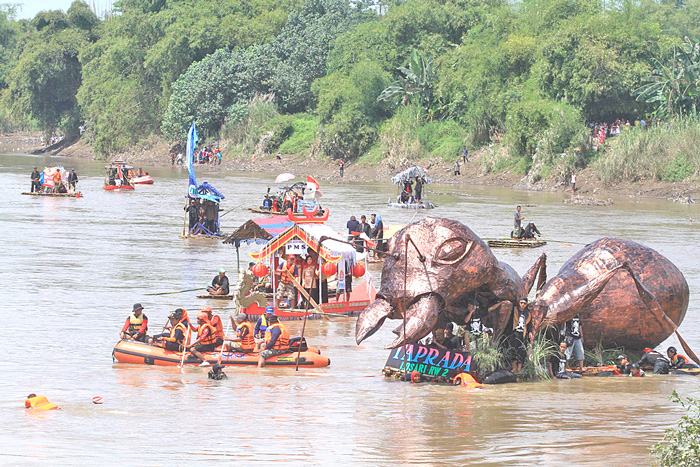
[112,340,330,367]
[131,175,154,185]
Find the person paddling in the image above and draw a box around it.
[187,312,219,367]
[151,309,188,351]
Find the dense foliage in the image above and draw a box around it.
[651,391,700,467]
[0,0,698,182]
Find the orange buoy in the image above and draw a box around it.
[25,395,60,410]
[453,372,483,389]
[92,396,103,404]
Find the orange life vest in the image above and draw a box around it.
[210,315,224,339]
[264,322,290,350]
[25,395,59,410]
[163,322,188,345]
[198,322,218,345]
[236,322,255,350]
[279,262,295,284]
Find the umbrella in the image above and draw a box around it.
[275,173,295,183]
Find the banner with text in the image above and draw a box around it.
[385,344,471,378]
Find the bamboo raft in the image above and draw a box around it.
[196,294,234,300]
[22,191,82,198]
[179,233,228,239]
[484,238,547,248]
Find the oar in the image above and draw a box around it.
[219,208,237,219]
[216,317,232,365]
[146,287,205,296]
[179,324,191,371]
[538,235,575,247]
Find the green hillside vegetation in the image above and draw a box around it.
[1,0,700,183]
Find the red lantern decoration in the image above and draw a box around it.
[252,263,269,278]
[351,263,365,278]
[321,262,337,277]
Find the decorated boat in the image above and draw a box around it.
[229,206,377,319]
[181,123,227,239]
[104,159,135,191]
[483,238,547,248]
[252,177,325,216]
[389,166,434,209]
[112,340,329,367]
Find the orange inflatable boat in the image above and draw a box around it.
[112,340,330,368]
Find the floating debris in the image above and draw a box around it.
[564,196,613,206]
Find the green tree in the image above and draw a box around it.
[651,391,700,466]
[377,49,440,119]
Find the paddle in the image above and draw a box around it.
[538,235,576,247]
[216,317,232,365]
[146,287,205,296]
[179,324,191,371]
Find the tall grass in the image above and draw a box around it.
[470,335,508,376]
[521,333,557,381]
[596,117,700,183]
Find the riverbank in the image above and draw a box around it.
[16,133,700,202]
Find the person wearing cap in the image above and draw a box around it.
[276,255,298,308]
[67,168,78,190]
[120,303,149,342]
[207,269,230,296]
[637,348,670,374]
[151,309,189,351]
[254,306,275,350]
[507,296,532,373]
[186,312,219,367]
[224,314,255,353]
[615,355,631,375]
[562,314,584,371]
[258,312,290,368]
[30,167,41,192]
[667,346,693,369]
[208,363,227,380]
[629,363,645,377]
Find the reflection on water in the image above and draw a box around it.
[1,153,699,465]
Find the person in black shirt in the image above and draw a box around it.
[31,167,41,192]
[637,348,671,374]
[548,341,581,379]
[207,269,230,296]
[415,177,423,202]
[370,213,385,253]
[615,354,631,375]
[563,314,584,370]
[346,216,360,235]
[67,169,78,190]
[185,199,199,232]
[508,296,532,373]
[444,325,461,350]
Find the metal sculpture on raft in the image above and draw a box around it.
[355,217,690,352]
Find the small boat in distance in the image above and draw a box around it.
[389,166,434,209]
[483,237,547,248]
[131,175,154,185]
[104,159,135,191]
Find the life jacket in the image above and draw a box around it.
[25,395,59,410]
[209,315,224,339]
[128,312,146,334]
[163,322,188,346]
[53,172,61,183]
[257,315,269,335]
[265,322,290,350]
[279,261,295,284]
[236,322,255,350]
[198,322,218,345]
[672,354,689,366]
[453,373,483,389]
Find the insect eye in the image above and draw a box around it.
[434,237,471,265]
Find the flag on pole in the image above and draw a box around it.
[186,122,199,198]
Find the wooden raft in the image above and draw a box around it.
[22,192,81,198]
[484,238,547,248]
[196,294,234,300]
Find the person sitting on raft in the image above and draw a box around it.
[257,311,290,368]
[186,312,221,367]
[667,346,694,369]
[521,222,541,239]
[120,303,149,342]
[224,313,255,353]
[548,341,581,379]
[629,363,645,377]
[207,269,230,296]
[151,309,188,351]
[637,348,671,374]
[254,306,274,351]
[192,306,223,341]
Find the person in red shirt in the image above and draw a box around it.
[120,303,148,342]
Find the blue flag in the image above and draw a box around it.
[186,122,198,198]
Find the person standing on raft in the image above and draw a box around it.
[186,312,220,367]
[513,205,524,238]
[258,312,290,368]
[31,167,41,192]
[207,269,229,296]
[120,303,149,342]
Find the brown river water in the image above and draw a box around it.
[2,153,699,465]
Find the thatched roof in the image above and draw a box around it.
[223,219,273,245]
